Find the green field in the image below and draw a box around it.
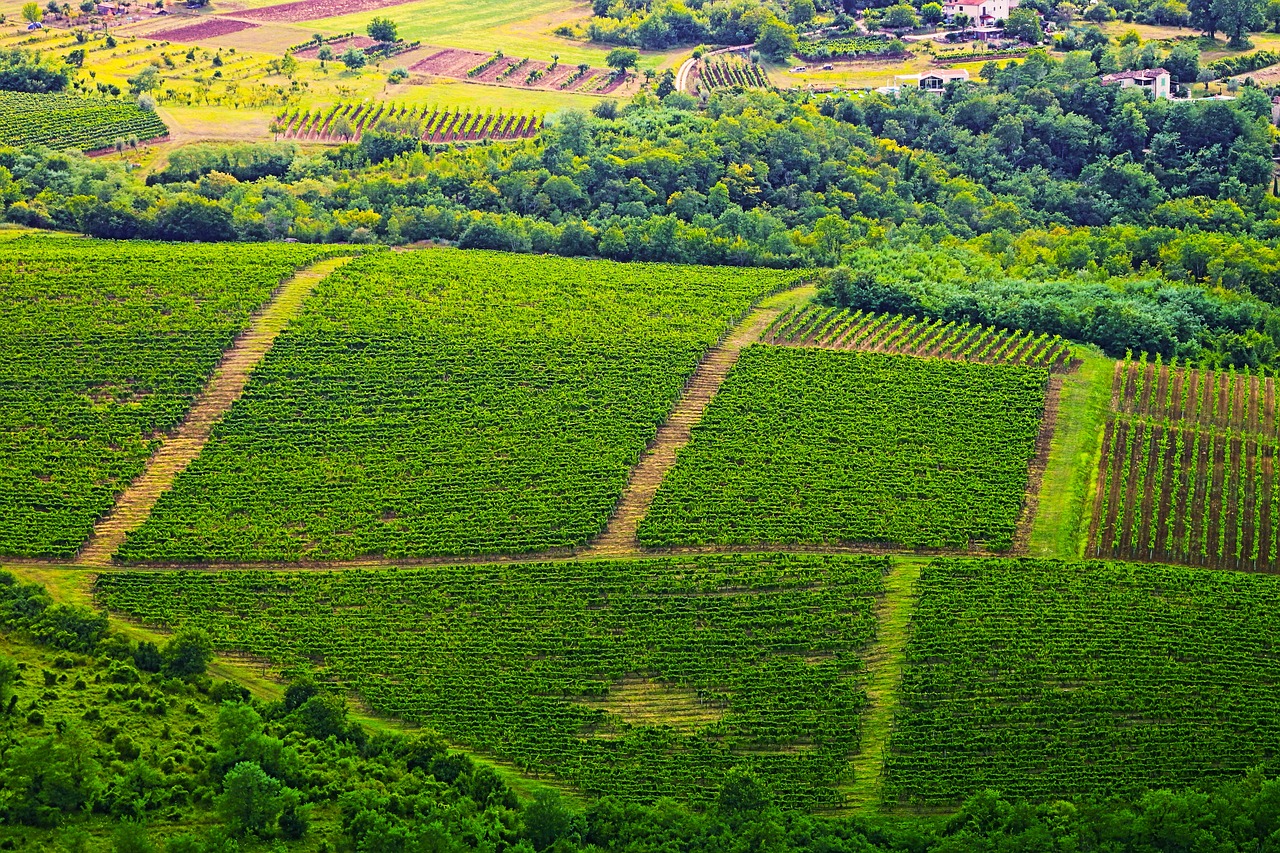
[638,348,1048,550]
[94,553,887,808]
[116,250,799,562]
[0,238,339,558]
[0,90,169,151]
[884,558,1280,803]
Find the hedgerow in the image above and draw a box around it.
[116,249,800,562]
[94,553,887,808]
[638,347,1046,550]
[0,237,343,558]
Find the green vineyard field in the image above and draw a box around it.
[116,250,799,562]
[1090,355,1280,570]
[637,348,1047,550]
[884,558,1280,803]
[0,91,168,151]
[762,305,1074,372]
[0,237,339,558]
[94,553,887,808]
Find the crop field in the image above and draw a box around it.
[115,250,798,562]
[883,558,1280,803]
[697,58,770,90]
[0,238,339,558]
[94,553,887,808]
[762,306,1075,372]
[275,100,541,142]
[0,91,168,151]
[1089,356,1280,570]
[411,48,627,95]
[637,348,1047,551]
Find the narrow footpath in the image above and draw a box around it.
[75,256,353,566]
[584,285,815,557]
[842,556,924,810]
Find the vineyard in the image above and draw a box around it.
[761,305,1075,372]
[884,558,1280,802]
[115,250,798,563]
[1089,354,1280,570]
[273,101,542,143]
[0,238,340,558]
[636,347,1047,551]
[0,91,168,152]
[698,58,770,90]
[796,35,904,59]
[94,553,888,808]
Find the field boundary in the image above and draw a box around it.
[841,556,923,811]
[581,285,815,558]
[1012,373,1065,554]
[74,256,352,566]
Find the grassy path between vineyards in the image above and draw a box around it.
[75,256,354,566]
[842,556,924,811]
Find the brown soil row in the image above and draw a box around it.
[1117,361,1279,435]
[1090,417,1280,571]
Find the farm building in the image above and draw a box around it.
[886,69,970,92]
[1099,68,1172,99]
[942,0,1017,25]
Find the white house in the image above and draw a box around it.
[1099,68,1172,99]
[943,0,1018,25]
[890,69,970,92]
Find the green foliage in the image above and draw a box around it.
[829,241,1280,367]
[1005,7,1045,41]
[639,347,1046,550]
[365,16,397,43]
[340,48,366,70]
[116,249,796,562]
[217,761,293,837]
[161,628,213,679]
[0,238,345,557]
[756,17,800,61]
[605,46,640,71]
[886,558,1280,802]
[95,553,887,808]
[0,91,165,150]
[0,47,68,92]
[1208,47,1280,76]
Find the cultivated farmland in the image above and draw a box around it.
[697,58,770,90]
[0,238,341,558]
[762,305,1075,372]
[94,553,887,808]
[274,100,541,142]
[1089,355,1280,570]
[115,250,799,562]
[0,91,168,151]
[637,348,1047,550]
[884,558,1280,803]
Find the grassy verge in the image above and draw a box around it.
[841,556,925,812]
[1026,349,1114,559]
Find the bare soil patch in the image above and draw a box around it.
[292,35,375,58]
[150,17,258,41]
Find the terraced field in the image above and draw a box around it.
[1090,356,1280,570]
[884,558,1280,803]
[116,250,800,562]
[638,347,1047,551]
[0,237,341,558]
[0,91,168,151]
[94,553,888,808]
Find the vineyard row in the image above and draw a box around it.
[760,305,1075,372]
[274,101,541,143]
